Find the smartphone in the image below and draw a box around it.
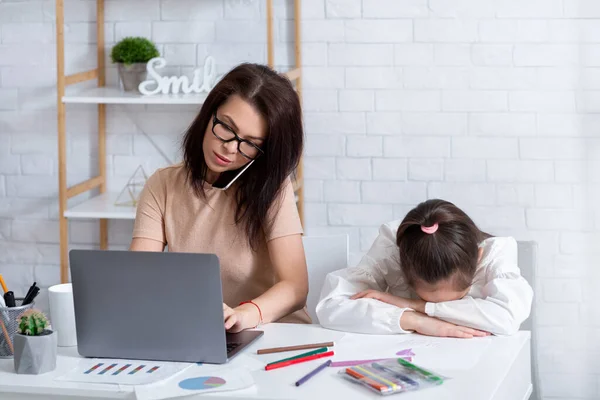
[211,160,255,190]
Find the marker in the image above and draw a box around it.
[266,347,328,367]
[295,359,332,386]
[265,351,334,371]
[0,275,15,307]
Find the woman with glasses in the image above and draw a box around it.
[130,63,310,332]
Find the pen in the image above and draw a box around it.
[23,282,37,301]
[295,359,332,386]
[22,285,40,306]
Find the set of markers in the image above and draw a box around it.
[257,341,335,387]
[339,357,446,396]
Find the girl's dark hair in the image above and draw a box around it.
[182,63,303,249]
[396,199,491,290]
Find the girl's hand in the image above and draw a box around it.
[351,290,426,313]
[401,311,490,338]
[223,303,260,333]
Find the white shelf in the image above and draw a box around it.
[64,192,136,220]
[62,87,208,105]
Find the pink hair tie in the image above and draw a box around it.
[421,223,438,234]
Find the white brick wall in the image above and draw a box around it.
[2,2,599,397]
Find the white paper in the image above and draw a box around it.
[396,335,492,371]
[134,364,254,400]
[55,358,193,385]
[334,333,414,361]
[332,333,491,373]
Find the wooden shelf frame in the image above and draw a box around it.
[56,0,304,283]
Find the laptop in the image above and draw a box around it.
[69,249,264,364]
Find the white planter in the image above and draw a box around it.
[13,330,57,374]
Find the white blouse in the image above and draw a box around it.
[316,220,534,336]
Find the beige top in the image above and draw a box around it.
[133,163,311,324]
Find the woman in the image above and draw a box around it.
[130,63,310,332]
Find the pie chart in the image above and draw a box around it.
[178,376,227,390]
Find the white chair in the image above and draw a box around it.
[517,241,541,400]
[302,235,349,323]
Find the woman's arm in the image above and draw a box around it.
[258,233,309,321]
[224,234,308,332]
[130,170,167,250]
[130,238,164,252]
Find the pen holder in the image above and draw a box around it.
[0,299,35,358]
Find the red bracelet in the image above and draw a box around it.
[239,301,263,328]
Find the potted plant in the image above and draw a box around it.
[13,309,57,375]
[111,36,160,92]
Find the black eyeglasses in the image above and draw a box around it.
[212,114,264,160]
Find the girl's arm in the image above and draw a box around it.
[423,238,534,336]
[316,222,415,334]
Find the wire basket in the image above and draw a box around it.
[0,299,35,358]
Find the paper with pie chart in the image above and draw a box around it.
[134,365,254,400]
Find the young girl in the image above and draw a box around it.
[316,199,533,337]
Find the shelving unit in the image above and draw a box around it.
[63,87,209,105]
[56,0,303,283]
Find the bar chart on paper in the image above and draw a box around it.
[57,359,192,385]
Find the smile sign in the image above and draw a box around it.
[139,56,218,96]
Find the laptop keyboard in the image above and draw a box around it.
[227,342,241,355]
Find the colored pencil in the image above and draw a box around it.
[257,341,335,355]
[265,350,334,371]
[266,347,328,367]
[295,359,332,386]
[0,319,13,355]
[0,275,8,294]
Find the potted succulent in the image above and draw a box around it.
[110,36,160,92]
[13,309,57,375]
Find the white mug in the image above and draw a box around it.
[48,283,77,347]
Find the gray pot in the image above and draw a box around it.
[13,330,57,374]
[117,63,147,92]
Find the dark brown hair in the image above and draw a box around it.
[182,63,303,249]
[396,199,491,290]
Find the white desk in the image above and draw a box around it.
[0,324,531,400]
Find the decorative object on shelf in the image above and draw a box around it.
[13,309,57,375]
[111,37,160,92]
[115,165,148,207]
[139,56,218,96]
